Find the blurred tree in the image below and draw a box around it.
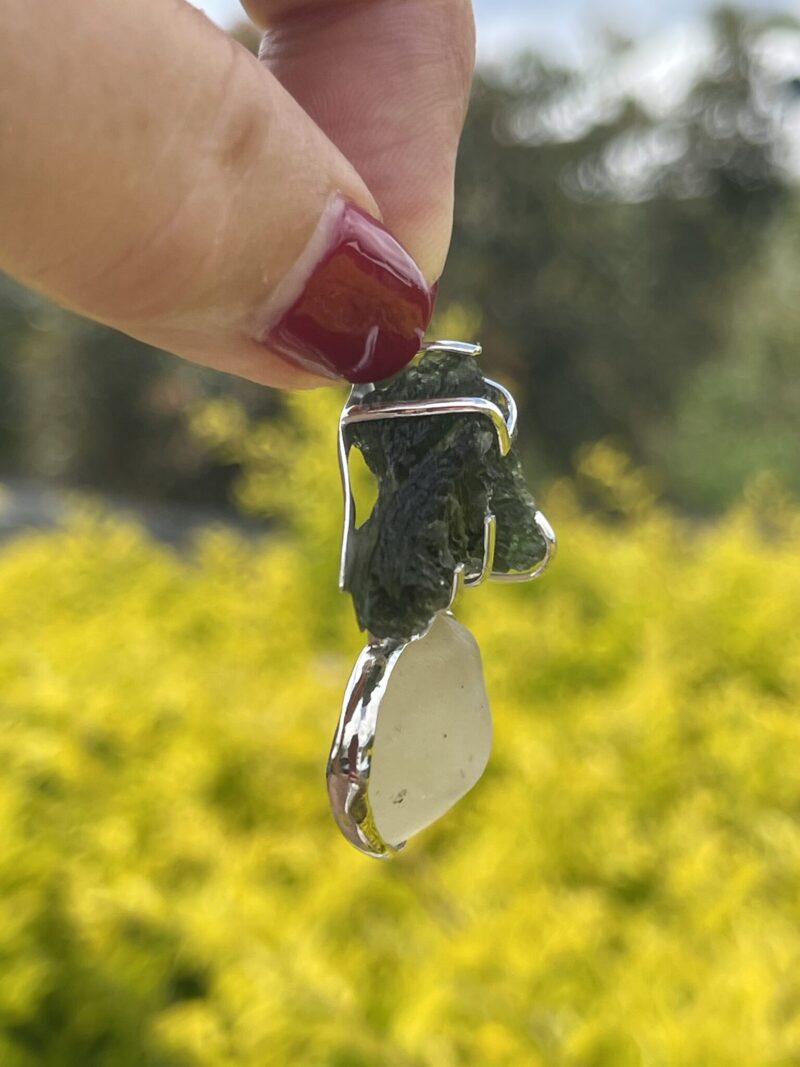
[665,198,800,509]
[443,6,799,496]
[0,276,278,510]
[0,6,798,515]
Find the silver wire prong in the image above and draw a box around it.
[422,340,483,359]
[464,513,497,588]
[343,396,514,457]
[448,563,466,611]
[490,510,558,583]
[482,378,518,442]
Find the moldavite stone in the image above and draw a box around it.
[368,613,492,847]
[344,349,547,640]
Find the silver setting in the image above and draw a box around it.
[337,339,557,594]
[493,508,557,583]
[422,339,483,358]
[326,622,434,859]
[326,612,493,859]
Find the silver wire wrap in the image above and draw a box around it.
[337,340,557,608]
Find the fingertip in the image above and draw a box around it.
[256,0,475,289]
[257,196,434,383]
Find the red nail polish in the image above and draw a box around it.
[263,198,433,383]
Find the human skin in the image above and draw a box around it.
[0,0,475,387]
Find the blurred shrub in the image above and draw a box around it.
[0,389,799,1066]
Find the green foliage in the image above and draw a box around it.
[445,7,800,488]
[2,390,800,1065]
[0,274,276,503]
[665,201,800,510]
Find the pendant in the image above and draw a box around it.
[327,340,557,858]
[328,612,492,858]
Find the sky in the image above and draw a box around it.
[194,0,800,61]
[471,0,799,60]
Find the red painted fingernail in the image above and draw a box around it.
[261,197,433,383]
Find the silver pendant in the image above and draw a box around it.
[327,340,557,858]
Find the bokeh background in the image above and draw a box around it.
[1,2,799,1065]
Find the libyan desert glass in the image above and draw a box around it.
[326,613,493,858]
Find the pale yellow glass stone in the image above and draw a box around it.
[368,613,493,847]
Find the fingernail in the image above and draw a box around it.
[260,196,434,383]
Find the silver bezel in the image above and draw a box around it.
[326,620,437,859]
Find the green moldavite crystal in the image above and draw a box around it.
[344,350,547,641]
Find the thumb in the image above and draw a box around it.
[0,0,440,386]
[252,0,475,285]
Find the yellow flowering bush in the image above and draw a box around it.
[1,388,799,1066]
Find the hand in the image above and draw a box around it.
[0,0,474,386]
